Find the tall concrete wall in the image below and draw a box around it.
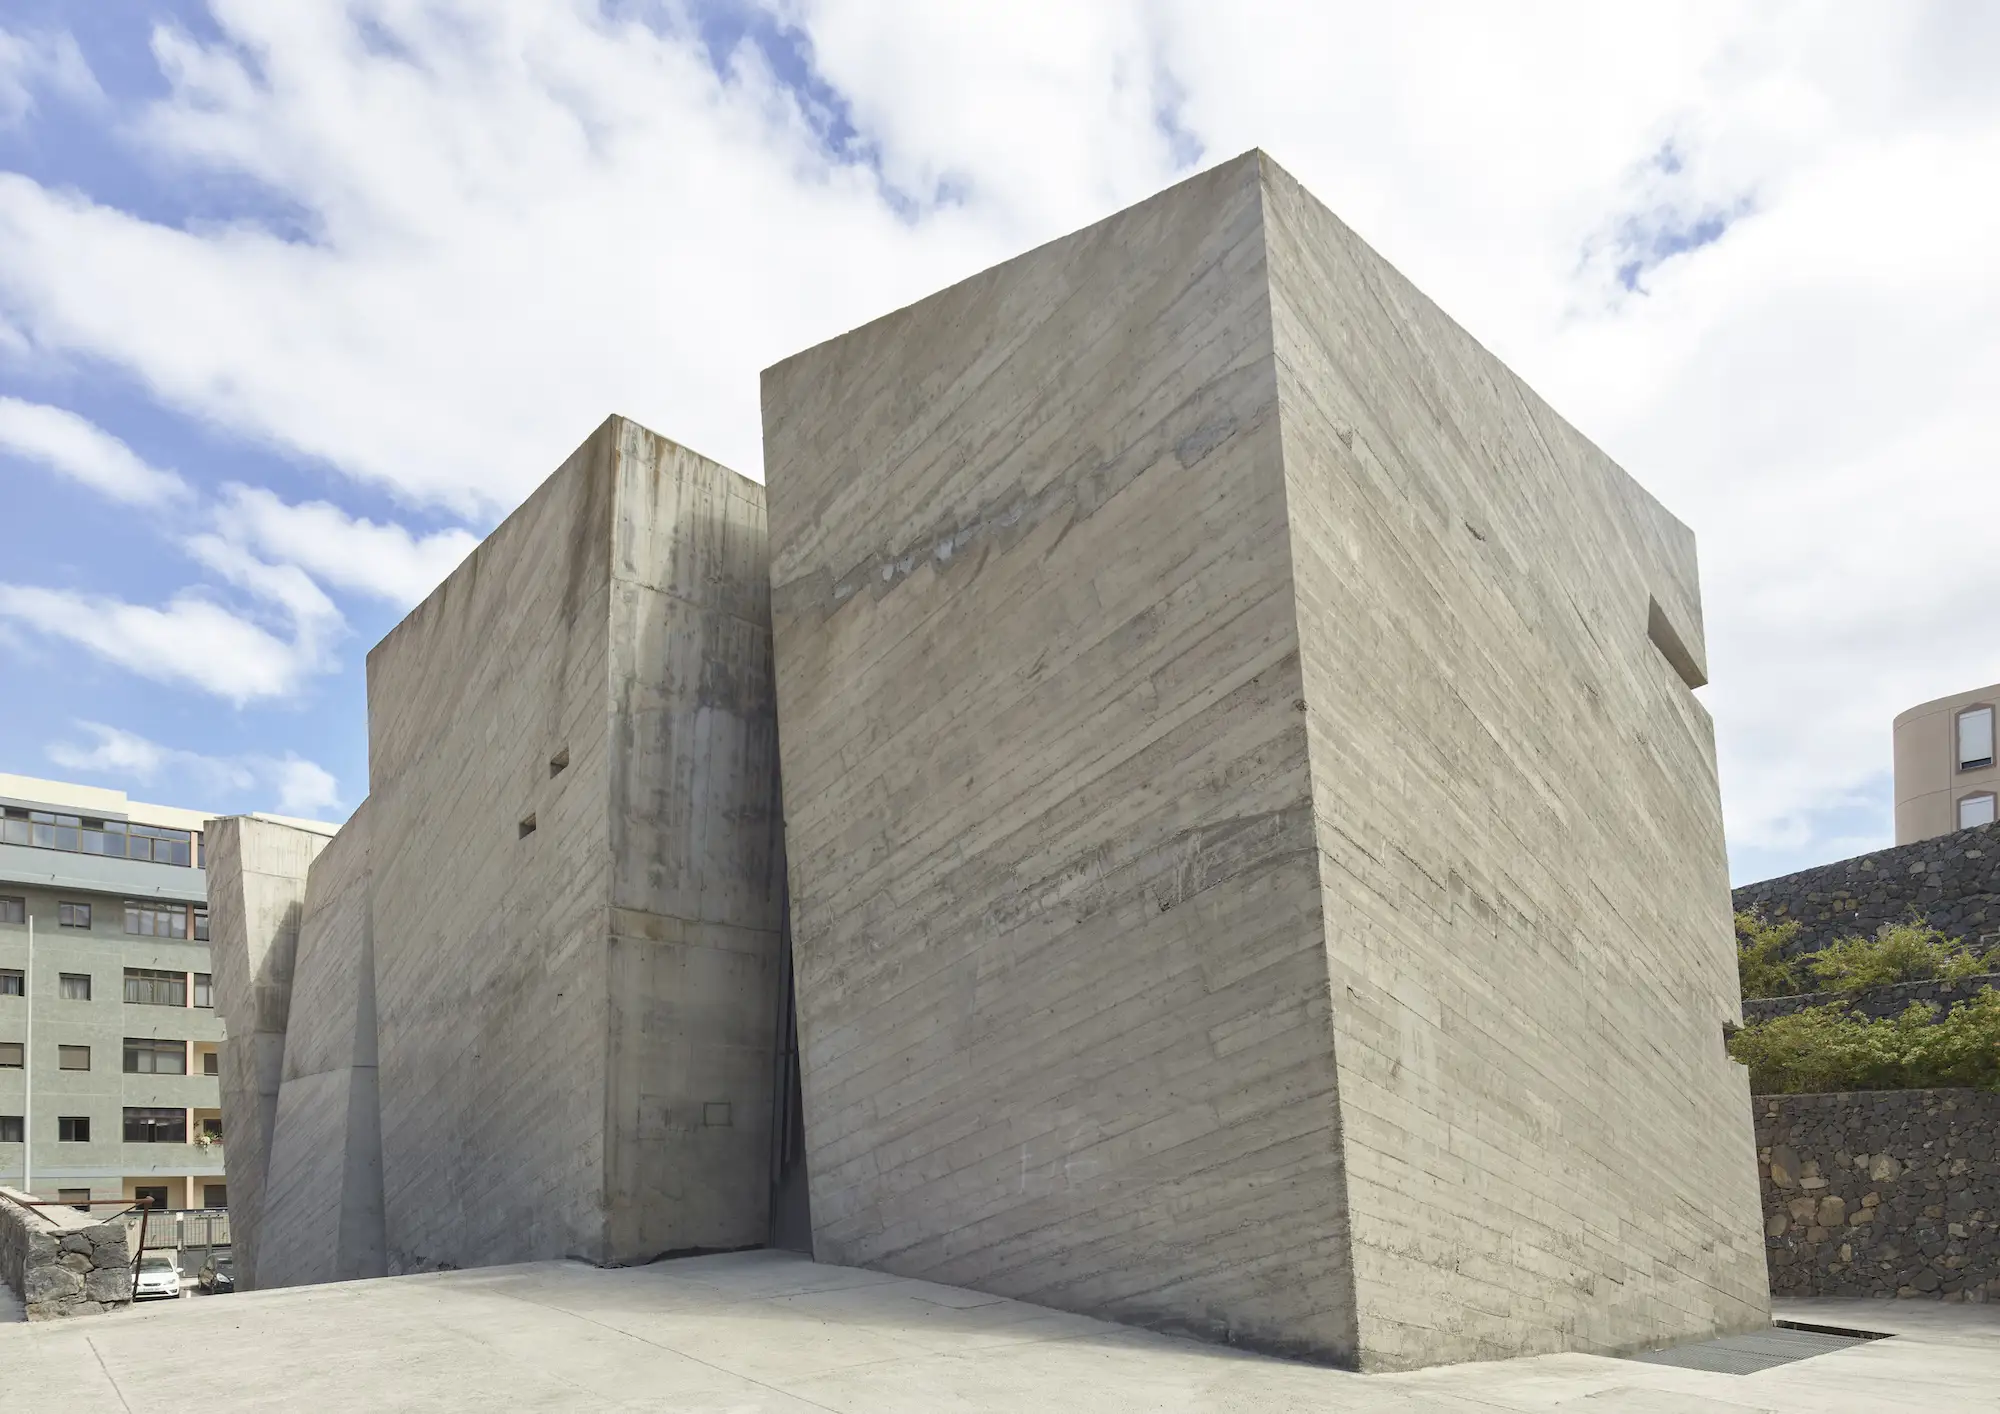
[259,801,385,1288]
[601,429,787,1260]
[1260,158,1767,1366]
[762,150,1768,1370]
[764,155,1354,1360]
[205,815,332,1291]
[364,415,784,1273]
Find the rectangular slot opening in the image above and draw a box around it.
[549,748,569,777]
[518,813,536,839]
[1647,596,1707,690]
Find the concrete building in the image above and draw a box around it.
[205,153,1770,1372]
[760,151,1768,1369]
[207,414,788,1288]
[1894,682,2000,843]
[203,814,339,1289]
[0,773,232,1214]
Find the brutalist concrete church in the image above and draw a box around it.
[207,151,1769,1372]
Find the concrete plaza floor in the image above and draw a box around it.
[0,1251,1992,1412]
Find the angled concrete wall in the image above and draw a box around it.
[259,800,385,1288]
[762,150,1767,1369]
[206,815,334,1291]
[364,415,784,1273]
[1259,158,1767,1367]
[763,155,1353,1360]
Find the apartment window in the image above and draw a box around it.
[202,1050,219,1077]
[193,973,213,1008]
[58,1045,90,1071]
[1959,793,1997,831]
[0,810,192,865]
[124,901,187,938]
[199,1116,222,1141]
[202,1184,226,1210]
[0,1042,21,1068]
[123,1108,186,1144]
[59,973,91,1001]
[0,1116,21,1143]
[0,897,22,924]
[193,908,209,943]
[129,824,192,866]
[132,1184,169,1210]
[124,968,186,1007]
[124,1037,188,1075]
[1958,706,1995,772]
[59,1188,91,1212]
[58,1116,89,1142]
[57,901,90,929]
[195,831,205,869]
[0,969,21,997]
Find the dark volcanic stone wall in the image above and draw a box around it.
[1743,973,2000,1024]
[1732,821,2000,957]
[1756,1090,1999,1301]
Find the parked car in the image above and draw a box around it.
[197,1255,234,1295]
[133,1255,181,1301]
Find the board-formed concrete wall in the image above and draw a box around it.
[364,415,785,1273]
[762,150,1768,1370]
[259,801,385,1288]
[1260,158,1767,1366]
[206,815,334,1290]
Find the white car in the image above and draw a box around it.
[133,1256,181,1301]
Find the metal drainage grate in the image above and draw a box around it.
[1625,1321,1889,1376]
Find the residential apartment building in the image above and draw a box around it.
[0,772,327,1213]
[1894,684,2000,843]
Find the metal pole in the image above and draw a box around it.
[131,1200,150,1304]
[21,915,31,1195]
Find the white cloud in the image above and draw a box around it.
[0,535,341,705]
[214,484,478,608]
[0,3,1008,515]
[0,1,1993,876]
[0,27,99,127]
[0,396,189,506]
[270,755,341,816]
[47,721,342,817]
[46,721,177,781]
[184,531,342,633]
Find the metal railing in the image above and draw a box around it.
[5,1195,159,1303]
[137,1208,231,1252]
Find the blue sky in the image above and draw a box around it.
[0,0,376,817]
[0,2,1995,883]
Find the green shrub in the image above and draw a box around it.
[1804,919,1994,995]
[1728,987,2000,1093]
[1735,910,1802,999]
